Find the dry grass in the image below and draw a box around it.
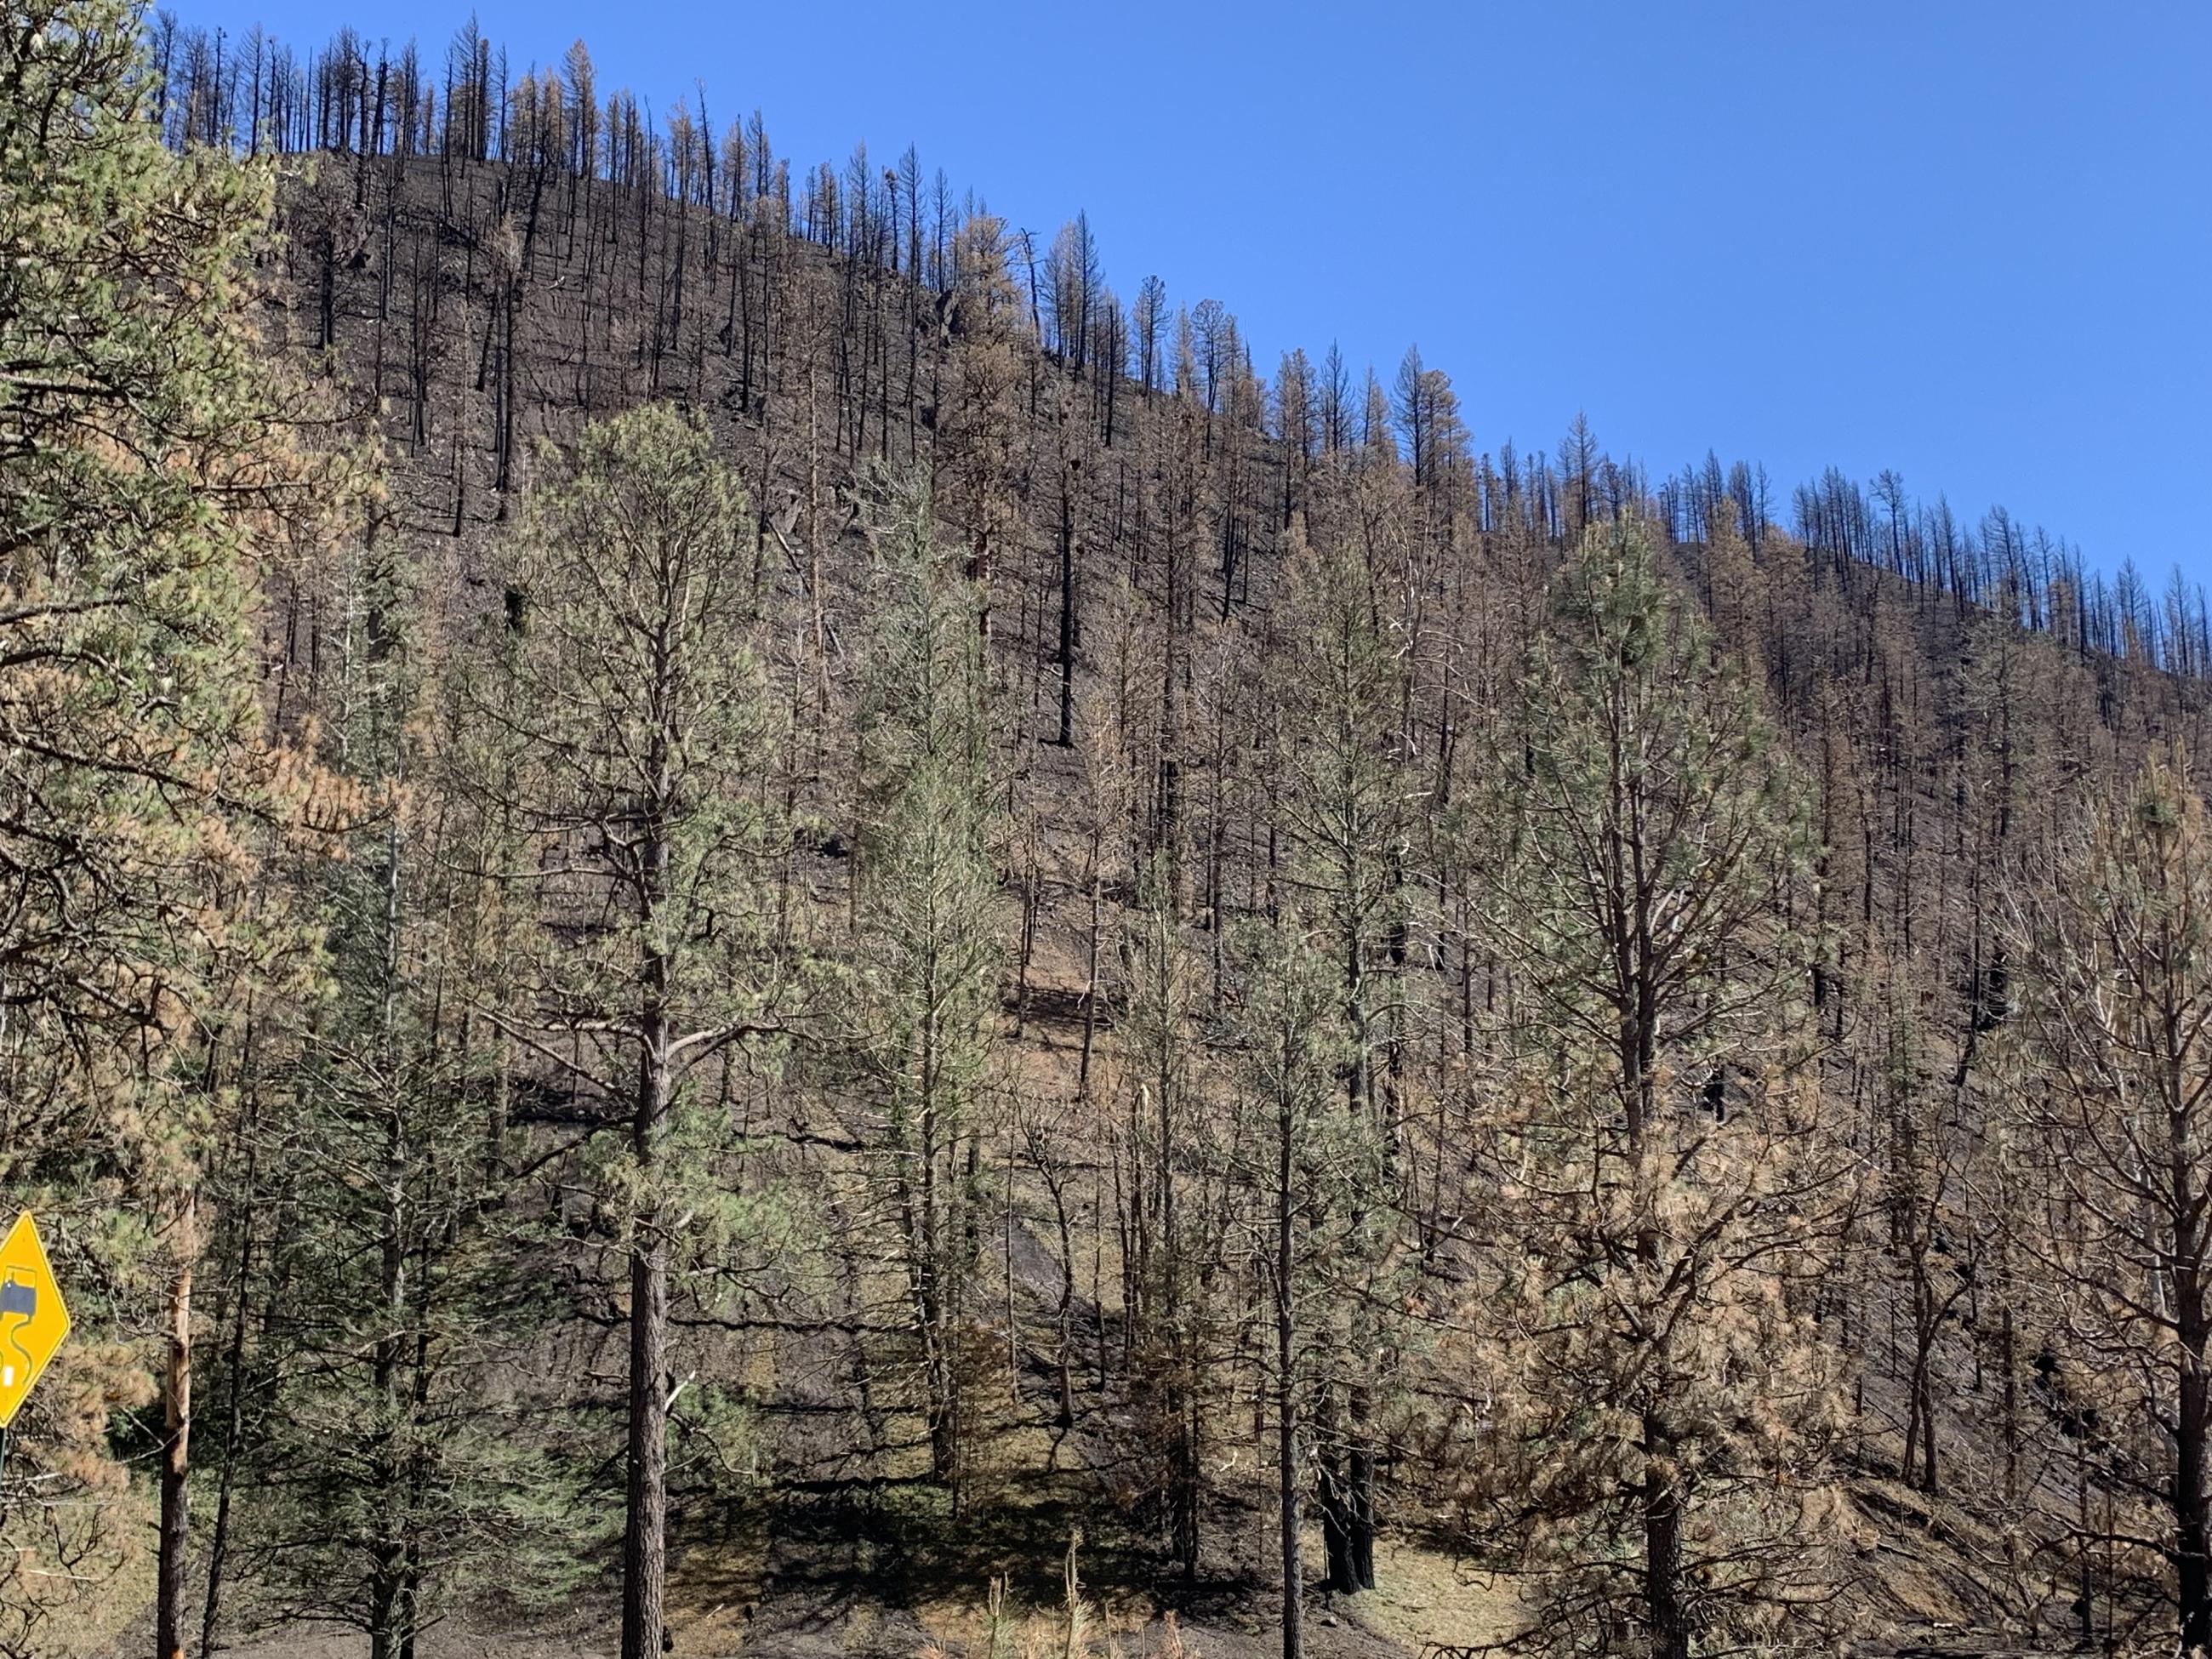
[14,1474,157,1658]
[1332,1536,1524,1653]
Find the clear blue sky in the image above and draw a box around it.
[175,0,2210,579]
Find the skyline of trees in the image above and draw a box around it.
[138,11,2202,670]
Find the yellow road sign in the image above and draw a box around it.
[0,1212,71,1428]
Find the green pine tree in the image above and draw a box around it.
[470,404,798,1659]
[1474,521,1846,1659]
[848,471,1006,1510]
[0,3,351,1649]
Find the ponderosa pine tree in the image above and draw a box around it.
[2008,754,2212,1656]
[474,405,794,1659]
[210,544,606,1656]
[0,3,346,1650]
[849,472,1004,1508]
[1269,522,1412,1595]
[1222,913,1363,1659]
[1118,850,1206,1576]
[936,216,1023,647]
[1474,521,1846,1659]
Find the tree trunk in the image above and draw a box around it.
[622,804,673,1659]
[1315,1385,1356,1595]
[2176,1323,2209,1655]
[1052,1183,1076,1431]
[1348,1379,1377,1592]
[620,1213,670,1659]
[200,1139,260,1658]
[368,1104,410,1659]
[1645,1409,1689,1659]
[1057,474,1077,746]
[1159,1044,1198,1582]
[157,1193,197,1659]
[1277,1086,1303,1659]
[2000,1301,2019,1500]
[370,821,412,1659]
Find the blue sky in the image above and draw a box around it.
[174,0,2210,579]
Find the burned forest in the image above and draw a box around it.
[8,7,2212,1658]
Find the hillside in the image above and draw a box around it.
[9,13,2212,1659]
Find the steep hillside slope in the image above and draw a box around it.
[218,133,2202,1654]
[60,28,2212,1655]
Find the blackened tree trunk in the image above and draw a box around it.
[1277,1085,1303,1659]
[621,747,674,1659]
[157,1193,197,1659]
[2175,1261,2209,1652]
[1644,1407,1689,1659]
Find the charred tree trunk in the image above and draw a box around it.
[1276,1084,1303,1659]
[621,763,674,1659]
[156,1193,197,1659]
